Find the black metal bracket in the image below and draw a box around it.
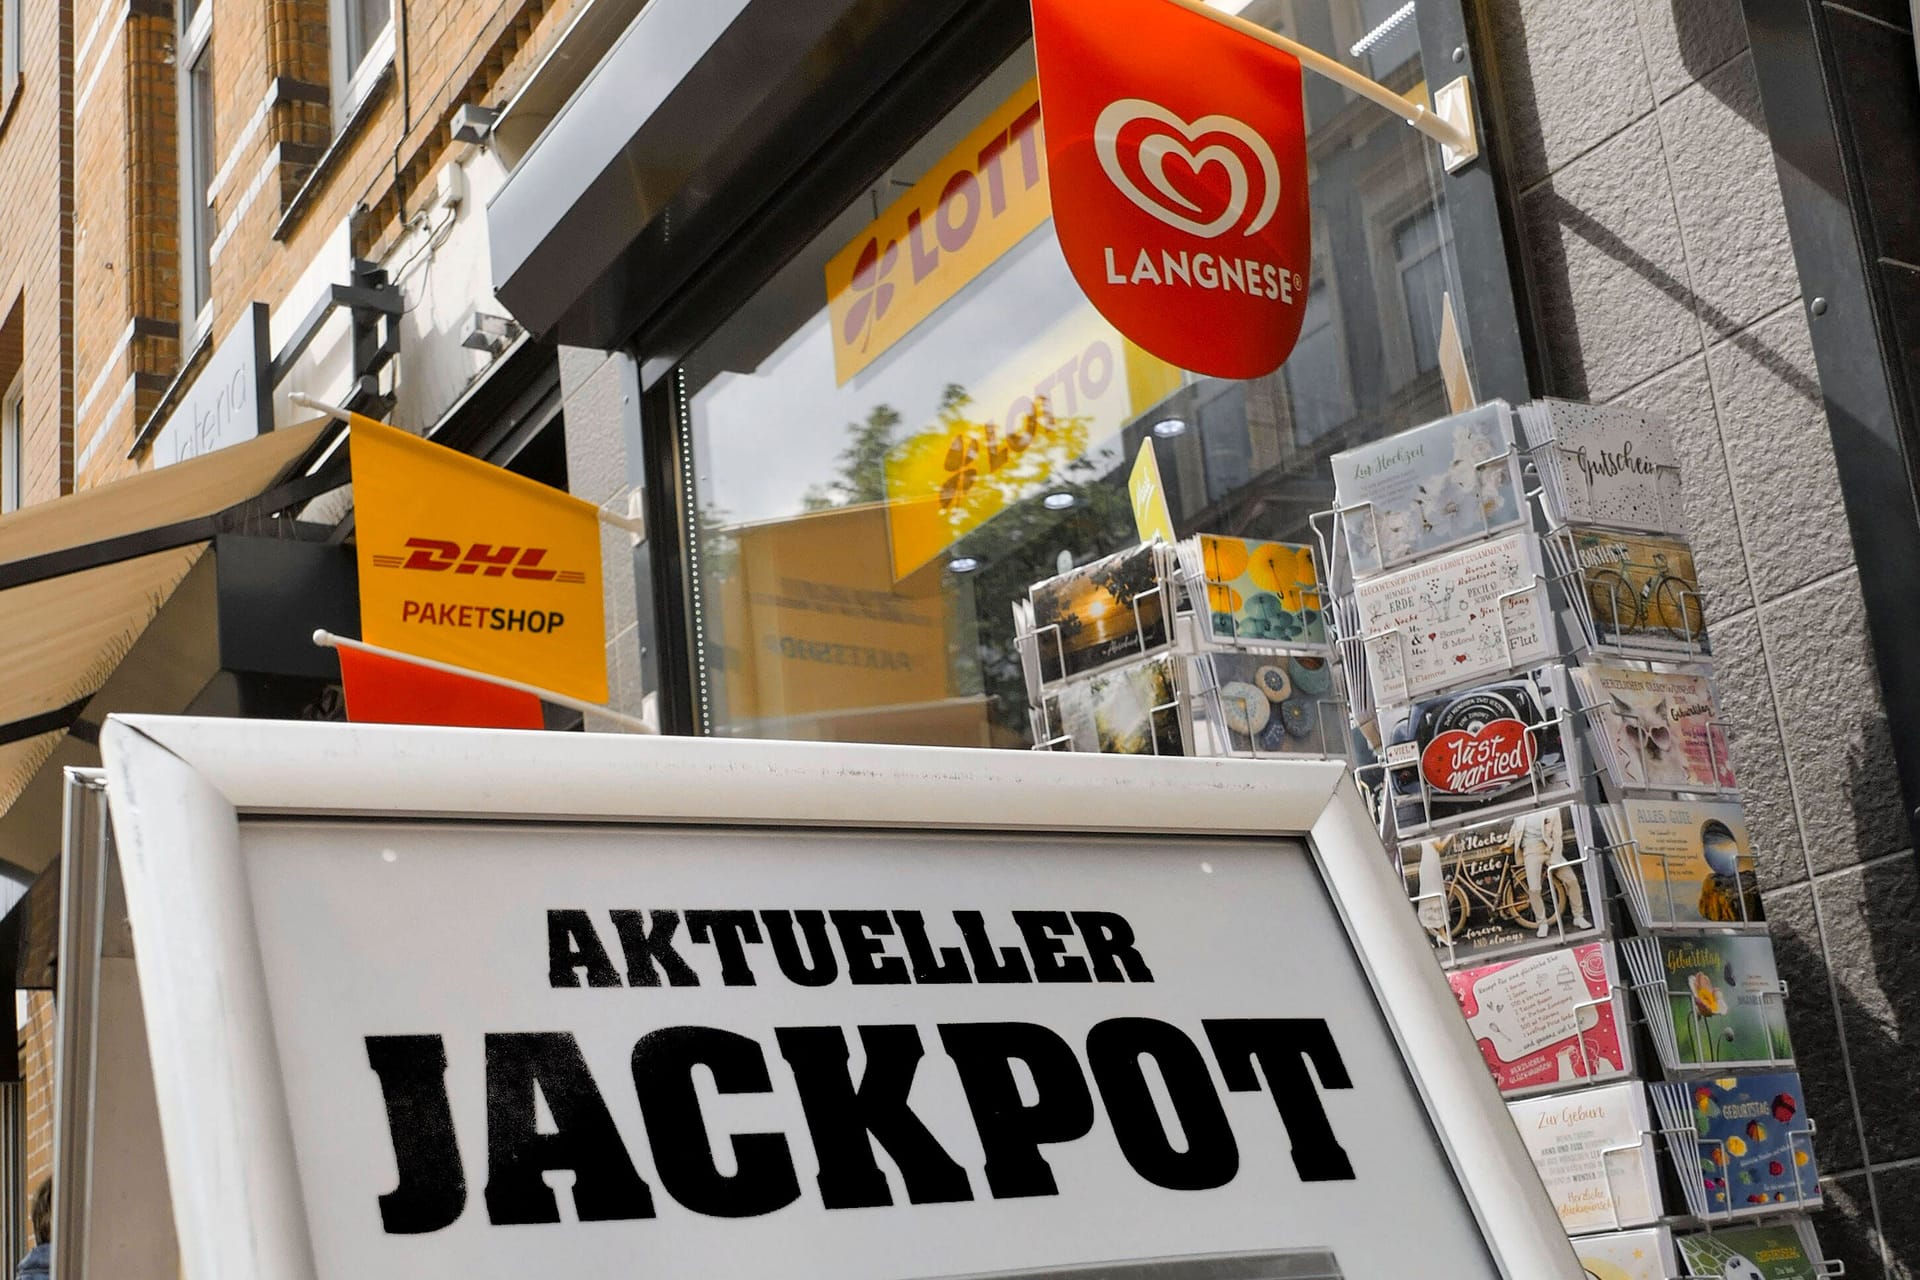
[266,259,401,418]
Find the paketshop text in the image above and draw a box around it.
[399,601,566,633]
[365,907,1357,1233]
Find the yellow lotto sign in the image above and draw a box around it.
[825,79,1050,384]
[349,414,608,703]
[881,304,1182,580]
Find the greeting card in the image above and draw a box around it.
[1675,1222,1825,1278]
[1559,527,1708,656]
[1623,935,1793,1072]
[1575,664,1737,795]
[1189,534,1326,646]
[1509,1082,1661,1234]
[1576,1228,1677,1280]
[1608,799,1763,930]
[1352,531,1554,704]
[1652,1074,1820,1219]
[1382,665,1577,835]
[1400,804,1599,961]
[1332,402,1525,577]
[1449,942,1630,1095]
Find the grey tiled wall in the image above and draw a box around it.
[1485,1,1918,1273]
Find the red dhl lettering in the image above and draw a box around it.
[370,538,588,584]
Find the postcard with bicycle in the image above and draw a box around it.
[1559,528,1710,657]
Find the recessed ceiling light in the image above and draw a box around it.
[946,556,981,574]
[1043,492,1076,510]
[1152,418,1188,438]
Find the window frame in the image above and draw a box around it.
[176,0,215,344]
[331,0,395,129]
[2,374,23,513]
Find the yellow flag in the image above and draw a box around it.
[350,414,608,703]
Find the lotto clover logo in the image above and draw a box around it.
[840,237,900,353]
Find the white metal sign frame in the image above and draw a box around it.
[97,714,1577,1280]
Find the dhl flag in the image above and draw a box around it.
[349,414,608,704]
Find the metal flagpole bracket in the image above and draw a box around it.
[1432,76,1480,172]
[1159,0,1481,171]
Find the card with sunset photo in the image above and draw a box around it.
[1027,543,1178,684]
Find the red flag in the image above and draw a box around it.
[1032,0,1311,379]
[337,643,544,729]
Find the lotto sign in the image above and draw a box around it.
[1031,0,1312,379]
[98,719,1581,1280]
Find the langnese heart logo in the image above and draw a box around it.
[1093,98,1280,240]
[1421,717,1536,795]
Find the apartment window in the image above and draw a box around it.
[2,378,22,513]
[333,0,394,123]
[1393,205,1448,375]
[178,2,214,337]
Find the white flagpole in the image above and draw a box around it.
[313,629,657,734]
[289,390,647,536]
[1156,0,1478,163]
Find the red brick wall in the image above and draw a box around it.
[18,993,54,1237]
[65,0,585,491]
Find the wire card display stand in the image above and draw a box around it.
[1016,539,1348,762]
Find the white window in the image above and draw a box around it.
[178,0,214,338]
[2,378,23,513]
[332,0,394,124]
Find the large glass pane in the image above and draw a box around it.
[676,6,1467,747]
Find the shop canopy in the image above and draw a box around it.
[0,420,334,876]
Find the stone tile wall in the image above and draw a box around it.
[1485,1,1919,1273]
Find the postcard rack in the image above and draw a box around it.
[1315,396,1832,1274]
[1014,536,1349,763]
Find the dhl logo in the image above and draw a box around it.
[370,537,589,584]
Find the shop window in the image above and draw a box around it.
[668,12,1469,748]
[178,4,214,338]
[2,377,20,513]
[332,0,394,125]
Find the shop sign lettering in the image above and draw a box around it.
[824,80,1051,385]
[1033,0,1311,379]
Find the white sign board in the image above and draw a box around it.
[150,304,271,468]
[97,717,1580,1280]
